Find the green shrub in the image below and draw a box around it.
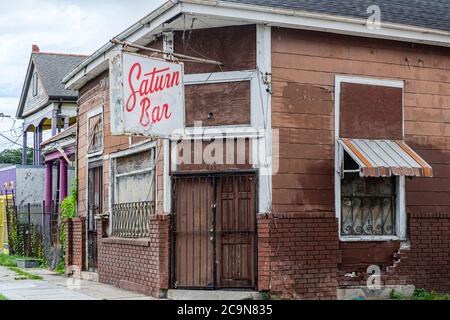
[58,179,78,275]
[0,254,22,267]
[412,288,450,300]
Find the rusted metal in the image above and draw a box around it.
[339,139,433,178]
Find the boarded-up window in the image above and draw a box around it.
[185,81,251,127]
[88,113,103,154]
[337,79,404,238]
[113,149,156,204]
[339,83,403,140]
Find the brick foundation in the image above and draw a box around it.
[66,211,450,299]
[258,213,340,300]
[66,217,86,273]
[338,213,450,293]
[96,214,170,298]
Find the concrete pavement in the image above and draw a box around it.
[0,266,156,300]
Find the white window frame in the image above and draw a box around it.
[86,106,104,158]
[32,72,38,97]
[108,141,158,236]
[334,75,406,242]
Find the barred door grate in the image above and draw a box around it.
[171,173,257,290]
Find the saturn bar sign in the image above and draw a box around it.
[109,52,185,137]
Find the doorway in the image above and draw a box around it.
[171,172,257,290]
[87,161,103,272]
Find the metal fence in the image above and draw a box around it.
[111,202,155,238]
[6,198,60,261]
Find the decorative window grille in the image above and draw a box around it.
[111,148,156,238]
[340,153,396,236]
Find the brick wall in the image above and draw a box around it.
[258,213,340,300]
[96,214,170,298]
[338,213,450,293]
[66,217,86,273]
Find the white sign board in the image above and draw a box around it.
[109,52,185,137]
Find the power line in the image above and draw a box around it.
[0,132,37,151]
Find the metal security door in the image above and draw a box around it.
[171,173,257,290]
[87,163,103,272]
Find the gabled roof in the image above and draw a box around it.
[16,51,86,118]
[224,0,450,32]
[33,53,86,99]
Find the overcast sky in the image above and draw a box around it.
[0,0,164,150]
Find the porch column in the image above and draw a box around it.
[33,127,39,166]
[37,124,43,166]
[22,129,27,165]
[64,117,70,129]
[45,160,53,212]
[51,110,58,137]
[59,158,68,202]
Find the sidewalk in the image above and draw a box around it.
[0,266,157,300]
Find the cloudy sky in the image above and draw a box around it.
[0,0,164,150]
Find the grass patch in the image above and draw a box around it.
[390,288,450,300]
[0,254,45,268]
[8,267,43,280]
[0,254,20,267]
[0,294,8,301]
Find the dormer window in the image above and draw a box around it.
[32,72,38,96]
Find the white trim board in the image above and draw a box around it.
[334,75,406,242]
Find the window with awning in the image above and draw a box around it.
[335,77,433,240]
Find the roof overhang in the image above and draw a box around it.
[63,0,450,90]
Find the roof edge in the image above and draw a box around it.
[62,0,180,86]
[63,0,450,90]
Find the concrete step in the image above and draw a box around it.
[167,289,263,300]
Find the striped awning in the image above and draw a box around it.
[338,139,433,178]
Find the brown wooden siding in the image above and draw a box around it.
[176,139,253,172]
[185,81,251,127]
[272,28,450,214]
[174,25,256,74]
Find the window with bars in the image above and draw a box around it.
[341,154,396,236]
[111,148,156,238]
[335,76,406,240]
